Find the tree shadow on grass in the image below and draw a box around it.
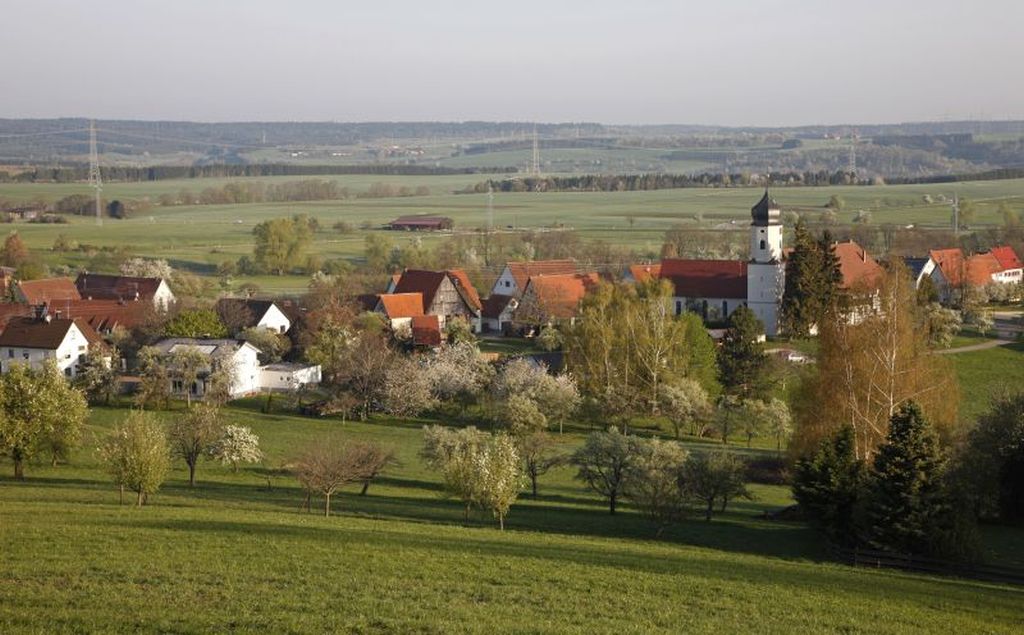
[125,516,1024,611]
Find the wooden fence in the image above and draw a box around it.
[831,545,1024,587]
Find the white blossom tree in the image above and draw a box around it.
[658,378,711,439]
[120,257,174,281]
[210,425,263,472]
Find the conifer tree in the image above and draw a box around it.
[864,402,956,556]
[792,425,865,544]
[716,306,769,399]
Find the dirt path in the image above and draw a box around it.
[937,339,1015,355]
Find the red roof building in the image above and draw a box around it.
[411,315,443,347]
[514,272,601,324]
[659,259,748,299]
[391,269,482,331]
[15,278,81,305]
[492,260,577,297]
[387,216,454,231]
[625,263,661,283]
[376,293,425,319]
[832,241,884,290]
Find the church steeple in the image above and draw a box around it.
[751,189,781,226]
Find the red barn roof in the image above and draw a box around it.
[377,293,425,319]
[393,269,481,313]
[0,316,101,350]
[523,272,601,319]
[411,315,442,347]
[505,260,577,292]
[75,273,165,302]
[16,278,81,305]
[832,241,884,289]
[990,245,1023,271]
[659,259,748,299]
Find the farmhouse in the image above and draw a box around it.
[14,278,81,305]
[75,273,175,310]
[481,294,518,334]
[919,245,1023,303]
[0,311,102,378]
[490,259,577,298]
[391,269,482,332]
[374,292,424,332]
[386,215,454,231]
[216,298,293,334]
[153,338,263,399]
[513,272,601,328]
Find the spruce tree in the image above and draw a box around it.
[716,306,769,399]
[792,425,864,544]
[780,220,821,338]
[865,402,955,556]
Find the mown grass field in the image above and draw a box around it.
[2,174,1023,293]
[2,400,1023,633]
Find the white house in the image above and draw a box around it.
[0,314,102,378]
[153,338,262,399]
[490,260,576,298]
[481,294,518,333]
[216,298,293,334]
[259,362,322,392]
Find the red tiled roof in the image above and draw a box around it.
[929,248,1003,287]
[411,315,442,347]
[628,263,661,283]
[393,269,481,314]
[377,293,424,319]
[832,241,884,290]
[447,269,482,312]
[990,246,1023,271]
[523,272,601,319]
[17,278,81,304]
[0,316,101,349]
[59,299,151,332]
[506,260,576,292]
[659,259,748,299]
[75,273,164,302]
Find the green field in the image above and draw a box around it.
[2,174,1023,294]
[2,401,1022,633]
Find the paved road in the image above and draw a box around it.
[937,338,1016,355]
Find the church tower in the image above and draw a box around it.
[746,191,785,335]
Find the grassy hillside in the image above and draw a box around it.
[1,402,1022,633]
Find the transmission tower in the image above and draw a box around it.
[531,128,540,175]
[88,120,103,227]
[952,194,960,236]
[847,136,857,177]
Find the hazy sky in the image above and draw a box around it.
[4,0,1022,126]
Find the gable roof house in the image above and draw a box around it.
[0,311,102,378]
[491,260,577,298]
[392,269,482,332]
[215,298,293,334]
[481,294,519,334]
[14,278,81,305]
[75,273,175,310]
[513,272,601,328]
[924,245,1023,303]
[153,338,263,400]
[373,292,425,334]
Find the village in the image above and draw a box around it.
[0,193,1018,404]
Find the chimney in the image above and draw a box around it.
[34,303,48,321]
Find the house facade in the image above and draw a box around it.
[491,260,577,298]
[923,245,1023,303]
[0,314,102,378]
[216,298,292,334]
[259,362,322,392]
[391,269,482,332]
[153,339,262,399]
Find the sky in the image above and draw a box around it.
[3,0,1022,126]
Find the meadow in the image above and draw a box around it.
[2,174,1023,294]
[2,400,1023,633]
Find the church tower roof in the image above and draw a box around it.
[751,190,781,226]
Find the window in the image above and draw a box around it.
[64,367,72,378]
[6,349,12,359]
[22,351,29,360]
[504,280,511,287]
[760,240,766,250]
[675,300,682,316]
[723,301,728,315]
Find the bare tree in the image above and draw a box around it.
[518,431,564,497]
[293,438,395,515]
[167,403,224,486]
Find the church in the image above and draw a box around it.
[628,192,881,336]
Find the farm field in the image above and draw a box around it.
[2,401,1022,634]
[2,175,1024,294]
